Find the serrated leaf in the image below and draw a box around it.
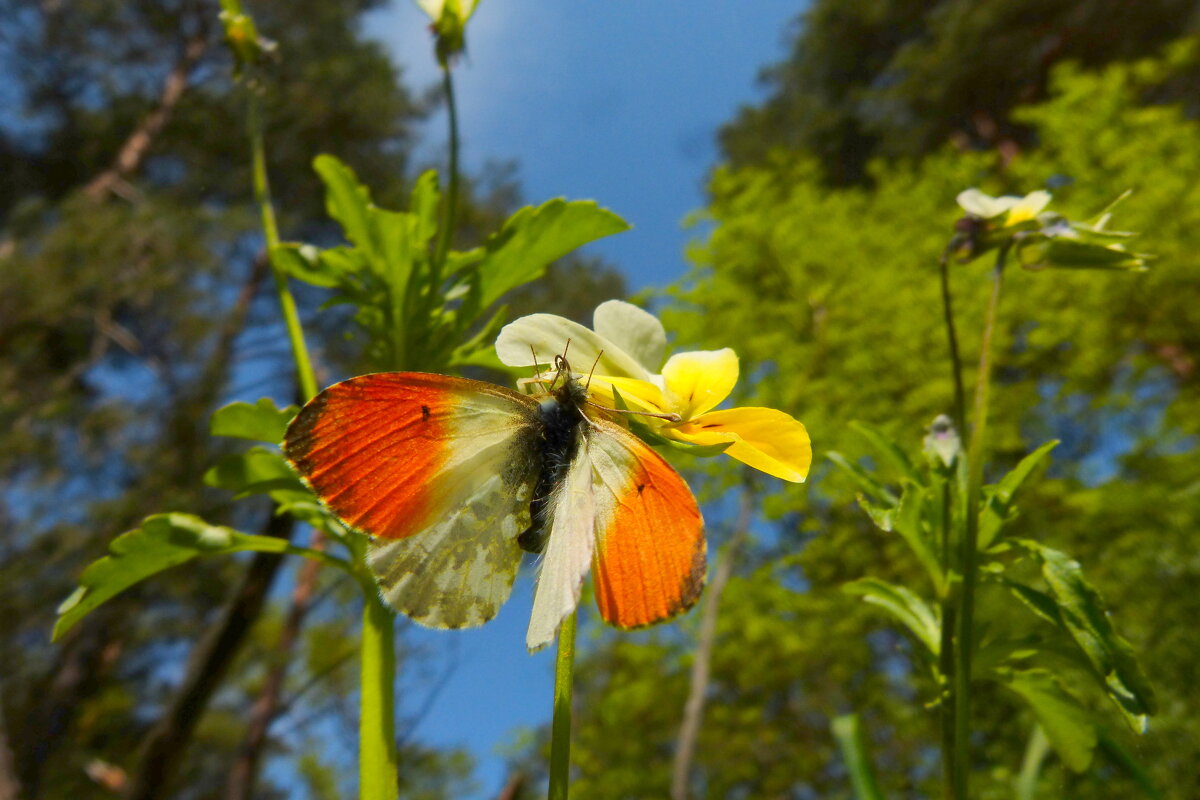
[850,421,922,484]
[475,199,629,310]
[1000,668,1097,772]
[844,577,940,655]
[53,513,348,640]
[313,155,374,253]
[1017,540,1157,729]
[210,398,297,442]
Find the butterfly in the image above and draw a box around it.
[283,356,706,651]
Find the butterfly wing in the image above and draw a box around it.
[284,372,542,629]
[524,415,706,651]
[526,435,596,650]
[586,416,706,629]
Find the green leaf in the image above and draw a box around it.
[314,155,374,254]
[410,169,441,249]
[53,513,348,640]
[979,440,1058,549]
[210,398,297,442]
[843,577,940,656]
[1000,668,1097,772]
[830,714,884,800]
[205,446,308,502]
[827,452,899,505]
[474,199,629,310]
[1017,540,1157,730]
[850,421,922,484]
[889,482,944,592]
[271,243,340,288]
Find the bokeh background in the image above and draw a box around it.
[3,1,1199,798]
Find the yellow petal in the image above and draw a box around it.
[661,349,739,419]
[587,375,669,416]
[672,407,811,483]
[1004,190,1051,226]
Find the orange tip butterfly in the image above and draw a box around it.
[283,357,706,651]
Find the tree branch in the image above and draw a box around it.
[670,484,754,800]
[225,539,326,800]
[83,31,208,203]
[125,512,294,800]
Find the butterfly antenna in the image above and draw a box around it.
[530,345,545,384]
[585,350,604,391]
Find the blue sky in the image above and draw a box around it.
[363,1,803,796]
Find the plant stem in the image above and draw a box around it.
[548,611,578,800]
[938,479,957,800]
[431,63,460,282]
[938,247,967,436]
[359,587,399,800]
[952,245,1009,798]
[248,95,318,402]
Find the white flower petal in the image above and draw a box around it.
[592,300,666,373]
[495,314,651,381]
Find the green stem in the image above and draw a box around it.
[938,247,967,436]
[431,63,460,282]
[248,97,318,402]
[952,245,1008,798]
[938,481,957,800]
[359,587,399,800]
[548,611,578,800]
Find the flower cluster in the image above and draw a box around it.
[496,300,811,483]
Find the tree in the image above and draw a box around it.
[553,42,1200,798]
[720,0,1200,183]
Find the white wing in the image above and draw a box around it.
[526,435,596,651]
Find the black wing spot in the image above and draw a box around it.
[636,483,646,495]
[421,405,431,420]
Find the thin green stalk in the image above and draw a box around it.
[952,245,1009,798]
[548,611,578,800]
[938,248,967,436]
[248,97,318,402]
[359,588,399,800]
[938,481,957,800]
[431,63,460,282]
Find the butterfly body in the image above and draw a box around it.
[284,365,705,650]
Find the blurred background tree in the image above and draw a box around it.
[540,10,1200,800]
[0,1,622,797]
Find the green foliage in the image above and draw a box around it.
[52,513,347,641]
[559,40,1199,800]
[285,155,629,372]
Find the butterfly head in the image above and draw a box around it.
[550,353,590,409]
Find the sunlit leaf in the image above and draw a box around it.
[53,513,347,640]
[1016,540,1157,730]
[850,421,922,484]
[1000,668,1097,772]
[844,577,940,656]
[979,440,1058,549]
[475,199,629,310]
[210,397,297,442]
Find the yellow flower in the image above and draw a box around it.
[495,301,812,483]
[957,188,1051,228]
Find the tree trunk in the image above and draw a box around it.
[670,486,753,800]
[225,540,326,800]
[125,512,293,800]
